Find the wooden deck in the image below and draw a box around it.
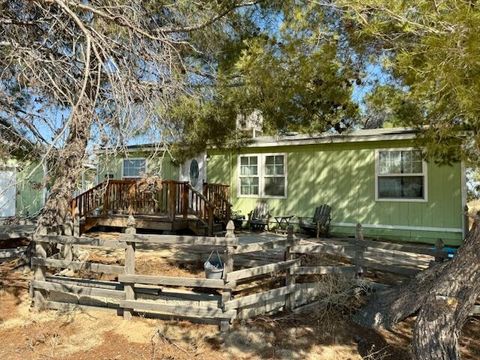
[71,180,232,236]
[83,213,223,234]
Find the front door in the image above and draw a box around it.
[180,153,206,193]
[0,168,16,217]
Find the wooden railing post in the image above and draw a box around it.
[355,223,366,277]
[123,215,136,320]
[221,220,237,331]
[103,183,110,215]
[285,225,296,311]
[168,180,177,220]
[182,183,189,219]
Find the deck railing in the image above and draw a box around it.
[203,182,232,224]
[70,181,108,219]
[70,179,230,235]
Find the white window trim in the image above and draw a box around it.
[237,153,288,199]
[375,148,428,203]
[238,155,260,197]
[122,157,147,179]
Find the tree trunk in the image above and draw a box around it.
[353,261,448,329]
[412,221,480,360]
[35,106,92,236]
[354,220,480,360]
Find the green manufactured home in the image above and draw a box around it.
[207,128,466,246]
[0,158,46,218]
[96,145,180,182]
[96,128,466,246]
[0,158,97,219]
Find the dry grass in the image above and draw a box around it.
[1,238,479,359]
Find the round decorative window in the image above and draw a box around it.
[189,159,199,187]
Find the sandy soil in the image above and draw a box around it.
[1,247,479,359]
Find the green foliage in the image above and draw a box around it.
[361,85,410,128]
[339,0,480,165]
[170,2,360,155]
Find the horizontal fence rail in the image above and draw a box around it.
[30,221,465,330]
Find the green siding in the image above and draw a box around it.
[97,151,179,182]
[208,140,464,246]
[16,161,45,216]
[2,158,45,217]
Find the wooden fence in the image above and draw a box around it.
[0,224,34,263]
[291,223,449,277]
[30,220,374,330]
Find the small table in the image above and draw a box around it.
[274,215,294,233]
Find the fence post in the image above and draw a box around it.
[355,223,366,277]
[208,207,214,236]
[435,238,445,263]
[62,218,74,262]
[123,215,136,320]
[32,227,47,309]
[464,204,470,238]
[220,220,237,332]
[73,207,80,237]
[285,225,296,311]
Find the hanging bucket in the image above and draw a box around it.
[204,250,224,279]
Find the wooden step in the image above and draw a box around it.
[81,217,99,233]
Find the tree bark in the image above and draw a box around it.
[354,220,480,360]
[35,106,92,236]
[353,261,448,329]
[412,222,480,360]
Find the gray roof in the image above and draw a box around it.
[247,127,417,148]
[96,127,418,154]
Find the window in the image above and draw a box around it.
[376,150,426,201]
[122,159,146,178]
[238,154,287,197]
[264,155,285,196]
[239,156,259,195]
[189,159,199,187]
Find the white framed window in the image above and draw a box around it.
[375,149,427,202]
[238,154,287,198]
[239,156,259,195]
[122,158,146,178]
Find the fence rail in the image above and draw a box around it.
[30,220,464,330]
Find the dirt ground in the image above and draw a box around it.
[1,250,480,359]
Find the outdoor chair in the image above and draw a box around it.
[298,204,332,238]
[248,203,271,231]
